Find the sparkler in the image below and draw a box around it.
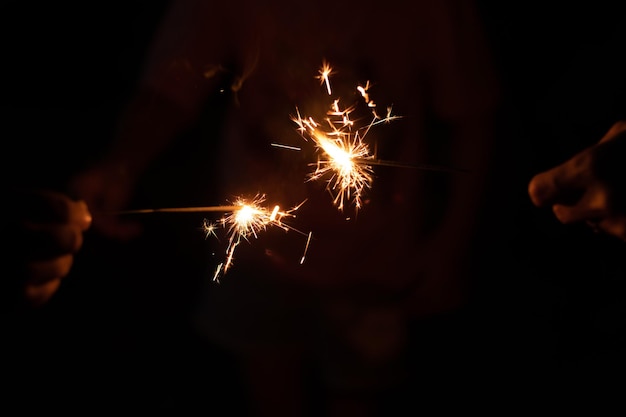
[288,73,397,212]
[280,61,465,213]
[109,61,466,283]
[114,195,310,282]
[202,195,310,282]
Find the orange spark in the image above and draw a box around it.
[316,60,334,95]
[203,194,308,282]
[289,61,401,212]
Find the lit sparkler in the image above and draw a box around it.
[113,196,310,282]
[201,194,310,282]
[109,61,467,284]
[292,109,374,211]
[277,61,467,212]
[287,61,401,212]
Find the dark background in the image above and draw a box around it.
[1,0,625,413]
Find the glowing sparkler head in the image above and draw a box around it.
[309,129,373,211]
[218,195,278,277]
[289,61,399,212]
[205,194,308,282]
[229,199,267,239]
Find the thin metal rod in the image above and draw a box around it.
[353,158,469,173]
[112,205,241,215]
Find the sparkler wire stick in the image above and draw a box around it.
[111,206,242,215]
[108,196,311,282]
[352,158,469,174]
[271,144,468,174]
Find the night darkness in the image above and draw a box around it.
[1,1,625,414]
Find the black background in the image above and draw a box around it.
[1,1,625,413]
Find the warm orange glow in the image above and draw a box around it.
[288,61,400,212]
[203,194,308,282]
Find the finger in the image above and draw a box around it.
[25,254,74,286]
[70,200,93,231]
[14,189,74,221]
[598,121,626,144]
[528,153,590,207]
[597,216,626,241]
[57,198,92,231]
[12,189,92,230]
[24,278,62,307]
[11,222,85,259]
[552,188,609,224]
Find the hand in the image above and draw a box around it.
[69,163,143,241]
[528,120,626,241]
[3,189,92,308]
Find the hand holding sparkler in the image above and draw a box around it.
[1,188,92,309]
[113,194,311,282]
[69,162,143,241]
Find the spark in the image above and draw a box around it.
[202,194,309,282]
[202,219,220,239]
[271,143,301,151]
[213,263,224,282]
[290,61,401,212]
[316,60,334,95]
[300,231,313,265]
[109,199,310,282]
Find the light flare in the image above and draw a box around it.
[202,194,309,282]
[289,61,401,212]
